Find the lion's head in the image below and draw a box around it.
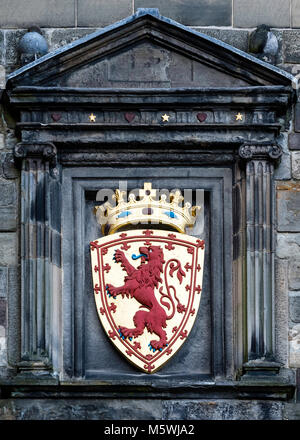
[136,245,165,288]
[139,245,164,264]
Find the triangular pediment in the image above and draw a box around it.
[6,8,295,90]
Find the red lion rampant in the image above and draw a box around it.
[106,245,185,352]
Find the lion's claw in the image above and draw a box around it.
[118,328,133,341]
[106,284,117,299]
[149,342,168,352]
[113,249,125,264]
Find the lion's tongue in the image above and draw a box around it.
[132,253,148,261]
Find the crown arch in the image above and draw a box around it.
[3,9,295,399]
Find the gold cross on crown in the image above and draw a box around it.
[139,182,157,199]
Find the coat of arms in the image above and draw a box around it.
[90,183,205,373]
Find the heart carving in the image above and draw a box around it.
[51,113,61,122]
[124,113,135,123]
[197,113,207,123]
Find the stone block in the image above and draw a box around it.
[0,134,5,150]
[295,103,300,133]
[283,403,300,420]
[233,0,290,28]
[292,152,300,179]
[0,398,163,420]
[274,134,291,180]
[289,133,300,150]
[135,1,232,26]
[195,28,249,52]
[292,0,300,28]
[77,0,132,27]
[276,233,300,259]
[1,153,19,179]
[0,336,6,367]
[0,207,17,231]
[275,259,289,365]
[0,32,4,65]
[277,183,300,232]
[289,258,300,290]
[0,299,6,327]
[0,234,18,266]
[163,399,283,420]
[48,28,97,53]
[289,323,300,367]
[0,0,75,28]
[289,293,300,322]
[7,266,20,366]
[0,66,5,90]
[0,268,8,298]
[0,182,16,206]
[5,30,27,67]
[283,30,300,64]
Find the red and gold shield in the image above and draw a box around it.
[90,229,205,373]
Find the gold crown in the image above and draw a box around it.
[94,183,200,235]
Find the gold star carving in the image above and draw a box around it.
[89,113,96,122]
[235,112,243,121]
[161,114,170,122]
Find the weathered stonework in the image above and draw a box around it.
[0,336,7,367]
[78,0,132,27]
[274,134,291,180]
[292,152,300,179]
[277,233,300,259]
[289,259,300,291]
[0,134,5,150]
[0,233,18,266]
[283,30,300,64]
[135,0,232,26]
[0,0,76,28]
[292,0,300,28]
[233,0,291,28]
[289,324,300,368]
[275,259,289,365]
[0,267,7,298]
[289,293,300,323]
[0,3,299,421]
[47,28,97,53]
[277,182,300,232]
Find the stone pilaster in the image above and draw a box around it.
[14,143,58,371]
[239,143,282,375]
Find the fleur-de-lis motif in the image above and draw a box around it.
[195,285,202,294]
[179,330,188,339]
[108,330,117,340]
[90,240,99,251]
[144,363,155,372]
[103,263,111,273]
[196,239,205,249]
[165,242,175,251]
[121,242,131,251]
[143,230,153,237]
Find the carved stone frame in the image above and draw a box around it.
[3,81,294,399]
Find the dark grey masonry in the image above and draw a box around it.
[0,5,299,421]
[0,0,76,28]
[135,0,232,26]
[233,0,291,28]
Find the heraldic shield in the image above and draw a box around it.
[90,183,205,374]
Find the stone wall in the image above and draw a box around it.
[0,0,299,419]
[0,0,299,29]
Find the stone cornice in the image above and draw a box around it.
[7,86,293,108]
